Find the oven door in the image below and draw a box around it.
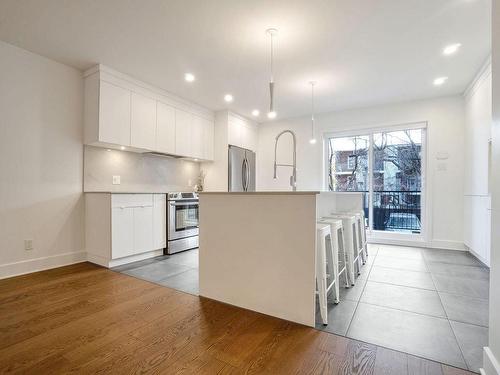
[168,200,199,240]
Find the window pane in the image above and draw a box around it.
[372,129,422,233]
[328,136,369,225]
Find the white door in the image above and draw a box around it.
[153,194,167,249]
[133,206,154,252]
[175,109,192,157]
[99,81,131,146]
[156,102,176,154]
[130,92,157,150]
[111,207,134,259]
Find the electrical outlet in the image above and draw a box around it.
[112,175,121,185]
[24,239,33,251]
[437,162,447,171]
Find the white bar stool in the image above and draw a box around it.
[321,214,361,286]
[341,210,368,262]
[355,211,368,260]
[351,212,367,264]
[316,222,339,325]
[317,218,350,291]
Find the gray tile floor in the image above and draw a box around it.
[112,248,199,295]
[315,244,490,373]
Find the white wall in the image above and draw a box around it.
[84,146,199,193]
[485,1,500,373]
[0,41,85,278]
[257,96,465,249]
[463,62,492,266]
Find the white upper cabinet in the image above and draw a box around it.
[228,115,257,151]
[228,117,243,148]
[156,101,176,154]
[191,115,206,159]
[84,65,214,160]
[175,109,192,157]
[130,92,157,150]
[204,118,214,160]
[99,81,131,146]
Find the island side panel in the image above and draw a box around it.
[199,193,317,327]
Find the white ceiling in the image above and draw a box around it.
[0,0,491,121]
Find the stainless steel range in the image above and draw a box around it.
[166,192,199,254]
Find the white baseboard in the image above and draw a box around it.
[428,239,466,251]
[0,251,87,280]
[0,248,166,280]
[107,249,164,268]
[368,237,466,251]
[86,253,110,268]
[466,245,490,267]
[481,347,500,375]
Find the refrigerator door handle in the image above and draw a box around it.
[245,157,251,191]
[242,158,247,191]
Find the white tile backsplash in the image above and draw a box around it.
[84,145,199,192]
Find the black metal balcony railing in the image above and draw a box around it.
[357,191,421,233]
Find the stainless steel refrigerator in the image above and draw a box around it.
[228,145,256,192]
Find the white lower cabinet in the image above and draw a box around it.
[131,206,154,253]
[111,206,134,259]
[153,194,167,249]
[86,193,166,267]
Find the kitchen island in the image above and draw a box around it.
[198,191,319,327]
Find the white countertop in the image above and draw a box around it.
[84,191,169,194]
[199,191,320,195]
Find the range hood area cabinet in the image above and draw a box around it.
[83,65,214,161]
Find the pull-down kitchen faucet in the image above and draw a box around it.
[273,130,297,191]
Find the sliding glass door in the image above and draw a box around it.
[327,125,425,237]
[328,135,370,226]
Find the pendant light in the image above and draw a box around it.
[309,81,317,144]
[266,28,278,119]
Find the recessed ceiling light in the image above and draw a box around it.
[443,43,461,56]
[184,73,195,82]
[194,158,198,162]
[309,138,317,144]
[433,77,448,86]
[252,109,260,117]
[267,111,277,119]
[106,149,111,152]
[120,146,126,150]
[224,94,233,103]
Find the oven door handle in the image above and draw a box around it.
[169,202,199,206]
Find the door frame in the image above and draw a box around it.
[323,121,429,245]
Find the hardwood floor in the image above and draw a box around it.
[0,263,475,374]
